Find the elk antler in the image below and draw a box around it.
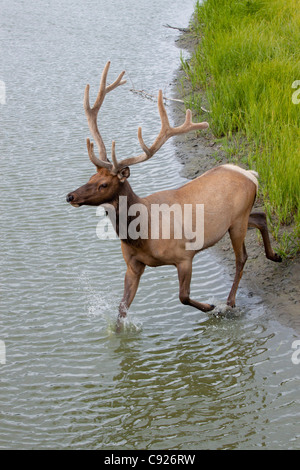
[114,90,209,171]
[84,63,209,176]
[84,61,126,168]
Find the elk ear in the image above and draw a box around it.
[117,167,130,183]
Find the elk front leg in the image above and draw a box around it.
[177,260,215,313]
[118,260,145,321]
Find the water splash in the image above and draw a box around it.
[208,299,245,318]
[79,272,116,317]
[115,315,143,335]
[78,272,142,336]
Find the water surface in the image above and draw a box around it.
[0,0,299,450]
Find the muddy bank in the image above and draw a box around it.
[170,31,300,333]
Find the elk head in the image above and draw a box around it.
[66,61,209,208]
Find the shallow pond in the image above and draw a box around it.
[0,0,299,449]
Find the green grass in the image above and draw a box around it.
[181,0,300,256]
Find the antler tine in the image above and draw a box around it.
[93,61,126,109]
[84,84,108,164]
[148,89,171,154]
[106,70,127,94]
[137,127,152,157]
[84,62,126,167]
[157,89,171,133]
[93,61,111,111]
[111,140,119,174]
[174,108,209,134]
[86,138,112,170]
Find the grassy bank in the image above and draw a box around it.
[181,0,300,256]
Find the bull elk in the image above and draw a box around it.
[66,62,281,327]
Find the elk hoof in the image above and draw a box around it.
[205,304,215,312]
[268,252,282,262]
[116,315,126,333]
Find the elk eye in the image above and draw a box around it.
[98,183,108,191]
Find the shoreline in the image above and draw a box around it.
[171,30,300,333]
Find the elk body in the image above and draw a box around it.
[67,63,281,326]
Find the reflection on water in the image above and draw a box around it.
[0,0,299,450]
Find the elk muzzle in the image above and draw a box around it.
[66,191,81,207]
[66,193,74,202]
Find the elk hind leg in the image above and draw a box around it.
[177,260,215,312]
[227,223,248,308]
[248,212,282,262]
